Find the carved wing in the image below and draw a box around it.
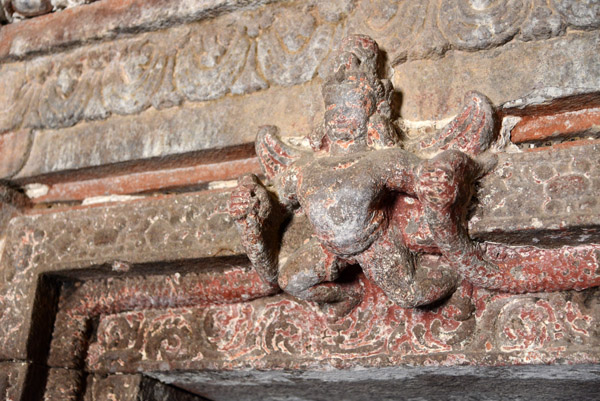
[255,125,306,181]
[419,91,495,156]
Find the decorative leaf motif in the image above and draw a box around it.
[175,27,250,102]
[438,0,529,50]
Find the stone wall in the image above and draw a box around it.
[1,1,600,400]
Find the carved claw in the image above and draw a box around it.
[228,174,281,287]
[419,91,495,157]
[256,125,305,181]
[228,174,271,223]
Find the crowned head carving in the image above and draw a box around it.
[313,34,398,154]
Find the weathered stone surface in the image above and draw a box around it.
[1,1,599,136]
[393,31,600,120]
[150,365,600,401]
[0,130,30,179]
[0,185,28,234]
[0,362,28,401]
[3,0,599,63]
[10,0,52,17]
[470,142,600,245]
[13,81,322,179]
[0,190,244,360]
[87,282,600,372]
[510,107,600,143]
[44,368,83,401]
[48,264,276,369]
[0,4,334,135]
[0,0,281,55]
[84,374,207,401]
[3,137,600,360]
[0,185,29,281]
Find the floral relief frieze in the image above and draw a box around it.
[1,0,599,134]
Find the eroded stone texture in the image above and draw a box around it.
[0,0,281,46]
[1,1,600,135]
[83,374,207,401]
[0,2,599,184]
[0,190,244,360]
[44,368,83,401]
[393,31,600,120]
[0,362,28,401]
[0,185,28,234]
[0,130,31,179]
[0,3,335,135]
[150,365,600,401]
[470,142,600,245]
[48,265,277,370]
[2,136,600,361]
[13,82,322,179]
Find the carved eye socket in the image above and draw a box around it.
[330,52,361,82]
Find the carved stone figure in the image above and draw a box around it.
[229,34,600,311]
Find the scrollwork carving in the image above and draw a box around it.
[103,39,178,116]
[438,0,529,50]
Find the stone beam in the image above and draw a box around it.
[1,140,600,362]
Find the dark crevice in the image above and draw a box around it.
[25,274,62,365]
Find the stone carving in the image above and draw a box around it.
[257,8,340,86]
[438,0,530,50]
[2,1,600,134]
[229,34,600,312]
[87,283,600,372]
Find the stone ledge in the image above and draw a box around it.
[393,31,600,120]
[0,0,281,59]
[148,365,600,401]
[9,81,322,180]
[2,1,600,136]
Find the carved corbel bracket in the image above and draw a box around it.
[229,34,600,312]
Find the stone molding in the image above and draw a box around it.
[2,0,600,134]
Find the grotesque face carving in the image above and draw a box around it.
[320,35,396,154]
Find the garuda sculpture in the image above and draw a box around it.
[229,34,600,312]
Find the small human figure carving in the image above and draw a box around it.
[229,34,600,311]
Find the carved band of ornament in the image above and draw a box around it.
[1,0,600,133]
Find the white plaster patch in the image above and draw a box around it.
[400,116,455,131]
[531,218,544,229]
[23,183,49,198]
[494,116,522,153]
[208,180,239,190]
[286,135,311,149]
[82,194,145,205]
